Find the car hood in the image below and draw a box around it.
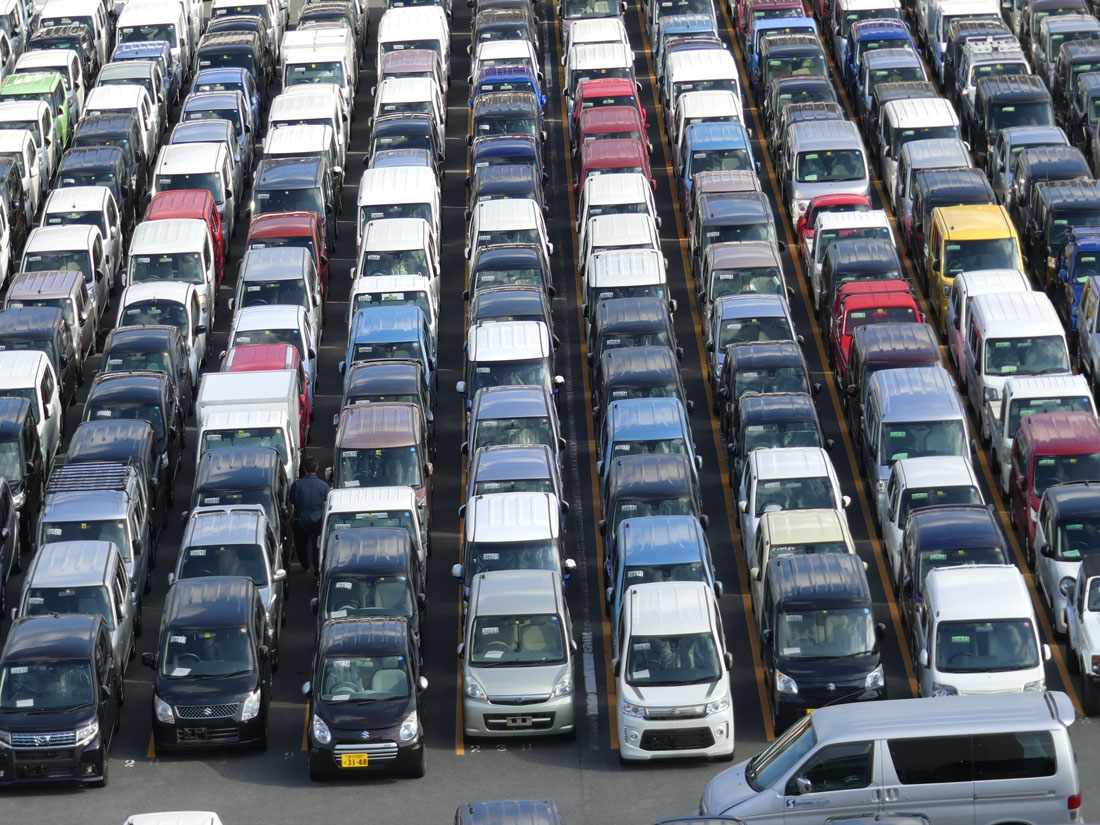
[317,696,412,730]
[776,650,879,686]
[699,759,759,815]
[620,678,724,707]
[0,706,98,735]
[156,670,258,705]
[469,661,567,697]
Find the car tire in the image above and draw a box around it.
[1069,649,1080,673]
[308,760,325,782]
[1082,677,1099,716]
[408,748,426,778]
[91,757,108,788]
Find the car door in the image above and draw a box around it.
[39,364,59,466]
[782,741,880,824]
[111,559,133,665]
[95,628,118,745]
[878,734,974,825]
[189,290,205,382]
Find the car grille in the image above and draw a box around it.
[644,705,706,720]
[175,703,239,719]
[488,694,550,706]
[10,730,76,748]
[799,684,865,705]
[639,727,714,751]
[333,742,399,763]
[484,712,556,731]
[177,726,240,743]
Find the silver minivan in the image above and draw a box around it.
[699,691,1081,824]
[782,119,870,227]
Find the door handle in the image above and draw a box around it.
[885,788,900,801]
[870,788,882,801]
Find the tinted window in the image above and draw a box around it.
[788,741,874,794]
[973,732,1056,780]
[888,736,972,784]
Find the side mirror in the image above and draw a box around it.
[273,568,286,582]
[227,299,236,311]
[167,572,176,585]
[723,651,734,671]
[456,642,464,658]
[919,648,929,667]
[194,324,207,335]
[564,558,577,575]
[451,563,464,580]
[1039,541,1052,558]
[750,565,760,581]
[460,441,469,455]
[310,597,319,615]
[1043,643,1052,661]
[324,467,333,483]
[456,380,467,395]
[258,645,270,662]
[762,628,772,644]
[794,777,812,796]
[842,495,851,509]
[611,657,620,677]
[417,676,428,692]
[301,681,311,696]
[141,652,156,669]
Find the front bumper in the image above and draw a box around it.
[308,736,423,776]
[0,735,105,785]
[618,710,733,761]
[463,692,575,737]
[152,712,265,752]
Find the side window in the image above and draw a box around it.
[41,370,53,405]
[887,736,972,784]
[94,634,107,681]
[108,199,119,229]
[787,742,874,795]
[972,732,1056,780]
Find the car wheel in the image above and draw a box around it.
[408,747,426,778]
[91,757,108,788]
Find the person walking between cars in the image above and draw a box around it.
[291,456,330,574]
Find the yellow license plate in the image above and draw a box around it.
[340,753,369,768]
[804,708,817,715]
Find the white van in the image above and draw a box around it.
[353,217,441,303]
[115,0,189,89]
[0,127,39,219]
[38,0,110,68]
[672,89,743,152]
[699,691,1081,823]
[261,123,341,185]
[318,486,426,571]
[0,350,61,470]
[126,218,217,327]
[576,172,659,248]
[376,6,450,71]
[268,90,348,166]
[197,409,298,490]
[474,39,538,80]
[582,248,671,324]
[810,210,895,309]
[664,49,740,132]
[614,581,734,762]
[565,41,634,101]
[356,165,440,252]
[466,198,552,261]
[581,213,660,276]
[562,16,629,61]
[14,49,84,119]
[372,77,445,137]
[878,97,961,200]
[918,564,1050,696]
[946,268,1032,374]
[39,185,123,279]
[21,224,110,324]
[965,291,1071,434]
[151,142,238,240]
[0,100,56,181]
[281,27,356,111]
[83,85,158,165]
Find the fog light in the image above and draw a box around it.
[83,764,96,776]
[714,724,727,739]
[626,728,640,743]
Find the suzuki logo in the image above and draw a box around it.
[673,708,680,715]
[360,730,371,740]
[34,735,50,746]
[826,683,836,692]
[202,707,213,717]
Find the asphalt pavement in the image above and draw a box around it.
[1,0,1099,822]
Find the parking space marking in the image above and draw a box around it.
[630,0,777,740]
[146,733,155,759]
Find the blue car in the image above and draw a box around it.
[655,13,719,70]
[190,67,262,134]
[748,16,817,82]
[844,19,913,98]
[467,134,546,184]
[468,63,547,109]
[596,398,702,495]
[1055,226,1100,332]
[112,40,178,106]
[341,306,436,405]
[677,121,754,216]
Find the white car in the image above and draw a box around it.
[1066,555,1100,713]
[115,282,207,386]
[228,305,317,397]
[1035,482,1100,636]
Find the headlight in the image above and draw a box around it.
[1060,577,1076,597]
[74,718,99,746]
[551,671,573,698]
[0,730,9,747]
[154,694,174,724]
[463,676,486,700]
[876,479,887,493]
[1023,679,1046,692]
[240,688,262,721]
[398,711,418,742]
[705,695,730,716]
[932,683,957,696]
[865,665,885,690]
[776,671,798,695]
[311,714,331,745]
[620,700,647,718]
[794,200,808,216]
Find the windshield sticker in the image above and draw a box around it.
[169,636,186,644]
[632,668,650,678]
[15,699,33,707]
[781,647,801,655]
[785,614,803,621]
[171,667,191,677]
[633,642,650,651]
[329,609,347,618]
[11,666,27,674]
[483,649,504,659]
[335,581,352,589]
[628,570,644,577]
[27,597,44,605]
[481,626,499,635]
[46,528,61,536]
[482,552,499,560]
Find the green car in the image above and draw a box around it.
[0,72,72,151]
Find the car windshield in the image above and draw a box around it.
[473,477,553,496]
[0,336,55,368]
[322,575,414,621]
[944,237,1019,276]
[755,476,835,515]
[240,278,307,308]
[1055,516,1100,560]
[971,61,1029,87]
[119,301,188,336]
[1049,209,1100,251]
[8,297,75,327]
[844,304,918,331]
[891,124,960,157]
[742,420,822,452]
[612,437,688,458]
[193,490,277,527]
[585,128,641,142]
[161,627,255,679]
[0,119,42,147]
[200,428,287,463]
[469,358,550,395]
[467,538,559,578]
[470,614,565,666]
[352,291,431,320]
[587,203,649,221]
[22,250,92,284]
[0,149,23,176]
[346,392,421,408]
[768,540,851,558]
[23,585,114,628]
[360,249,429,277]
[0,438,22,483]
[255,187,323,217]
[213,3,270,24]
[899,485,983,523]
[796,149,864,183]
[1072,250,1100,283]
[766,54,826,82]
[0,662,94,712]
[59,171,121,202]
[990,101,1054,134]
[474,416,553,452]
[324,511,417,546]
[358,204,433,238]
[129,252,205,285]
[477,116,537,137]
[607,383,680,403]
[86,402,166,441]
[984,336,1069,377]
[915,546,1007,596]
[718,316,792,349]
[612,498,694,532]
[119,24,177,43]
[711,267,784,299]
[43,209,108,236]
[704,221,776,245]
[98,76,155,102]
[593,284,669,305]
[179,543,268,586]
[338,446,423,488]
[746,715,817,790]
[935,618,1038,672]
[476,228,539,247]
[625,632,721,685]
[247,235,319,266]
[233,328,302,355]
[195,81,246,96]
[2,388,38,422]
[1034,452,1100,495]
[287,62,345,85]
[734,367,808,398]
[197,52,258,74]
[623,561,706,587]
[598,332,672,354]
[1008,395,1092,436]
[42,520,130,562]
[688,148,752,176]
[104,350,171,375]
[320,655,409,702]
[881,420,967,463]
[184,106,243,137]
[776,607,875,660]
[815,226,891,263]
[157,173,225,200]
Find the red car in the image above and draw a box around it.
[221,343,312,445]
[1009,411,1100,566]
[144,189,226,285]
[576,105,650,156]
[797,193,872,260]
[570,77,646,144]
[244,211,330,307]
[575,137,655,195]
[830,281,922,388]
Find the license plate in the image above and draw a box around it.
[340,753,369,768]
[505,715,533,728]
[804,708,817,715]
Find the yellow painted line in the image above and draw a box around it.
[632,1,776,738]
[550,0,620,749]
[820,41,1080,708]
[146,733,155,759]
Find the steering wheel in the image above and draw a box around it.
[948,652,974,664]
[327,682,360,695]
[250,298,269,306]
[481,640,511,654]
[175,653,201,667]
[333,602,360,613]
[191,568,216,579]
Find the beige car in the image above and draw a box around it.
[5,269,96,362]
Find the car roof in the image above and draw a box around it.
[68,418,155,459]
[472,569,560,615]
[466,491,560,541]
[184,505,267,547]
[468,320,550,361]
[255,156,325,188]
[327,527,415,575]
[601,346,679,383]
[894,455,978,488]
[1020,410,1100,450]
[472,385,553,418]
[195,446,281,488]
[3,614,100,661]
[469,444,555,482]
[0,306,63,337]
[751,446,830,480]
[607,453,695,497]
[727,340,804,369]
[706,240,781,268]
[607,397,688,438]
[28,540,117,588]
[740,392,818,422]
[593,297,670,330]
[872,366,964,420]
[337,402,420,448]
[131,218,210,251]
[768,553,869,607]
[625,581,713,635]
[155,141,225,173]
[162,577,256,629]
[319,617,410,657]
[43,185,111,213]
[619,515,706,564]
[908,504,1003,549]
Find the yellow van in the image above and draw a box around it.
[927,204,1023,332]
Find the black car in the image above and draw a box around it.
[467,243,553,297]
[0,478,16,609]
[733,392,827,482]
[820,238,904,328]
[971,74,1054,171]
[82,371,182,498]
[1027,179,1100,286]
[67,419,167,542]
[142,577,272,754]
[194,30,272,103]
[0,397,42,556]
[311,527,424,640]
[1010,145,1093,234]
[469,93,543,145]
[717,340,817,442]
[100,325,194,418]
[593,346,691,420]
[466,285,555,332]
[188,447,292,570]
[1069,71,1100,159]
[70,113,148,204]
[369,114,444,177]
[1053,40,1100,120]
[28,24,96,81]
[0,307,79,408]
[304,617,426,780]
[467,164,545,214]
[764,75,837,154]
[341,359,434,442]
[588,297,682,378]
[252,157,338,253]
[0,614,121,786]
[55,145,135,233]
[0,159,28,261]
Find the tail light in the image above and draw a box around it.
[1068,792,1082,811]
